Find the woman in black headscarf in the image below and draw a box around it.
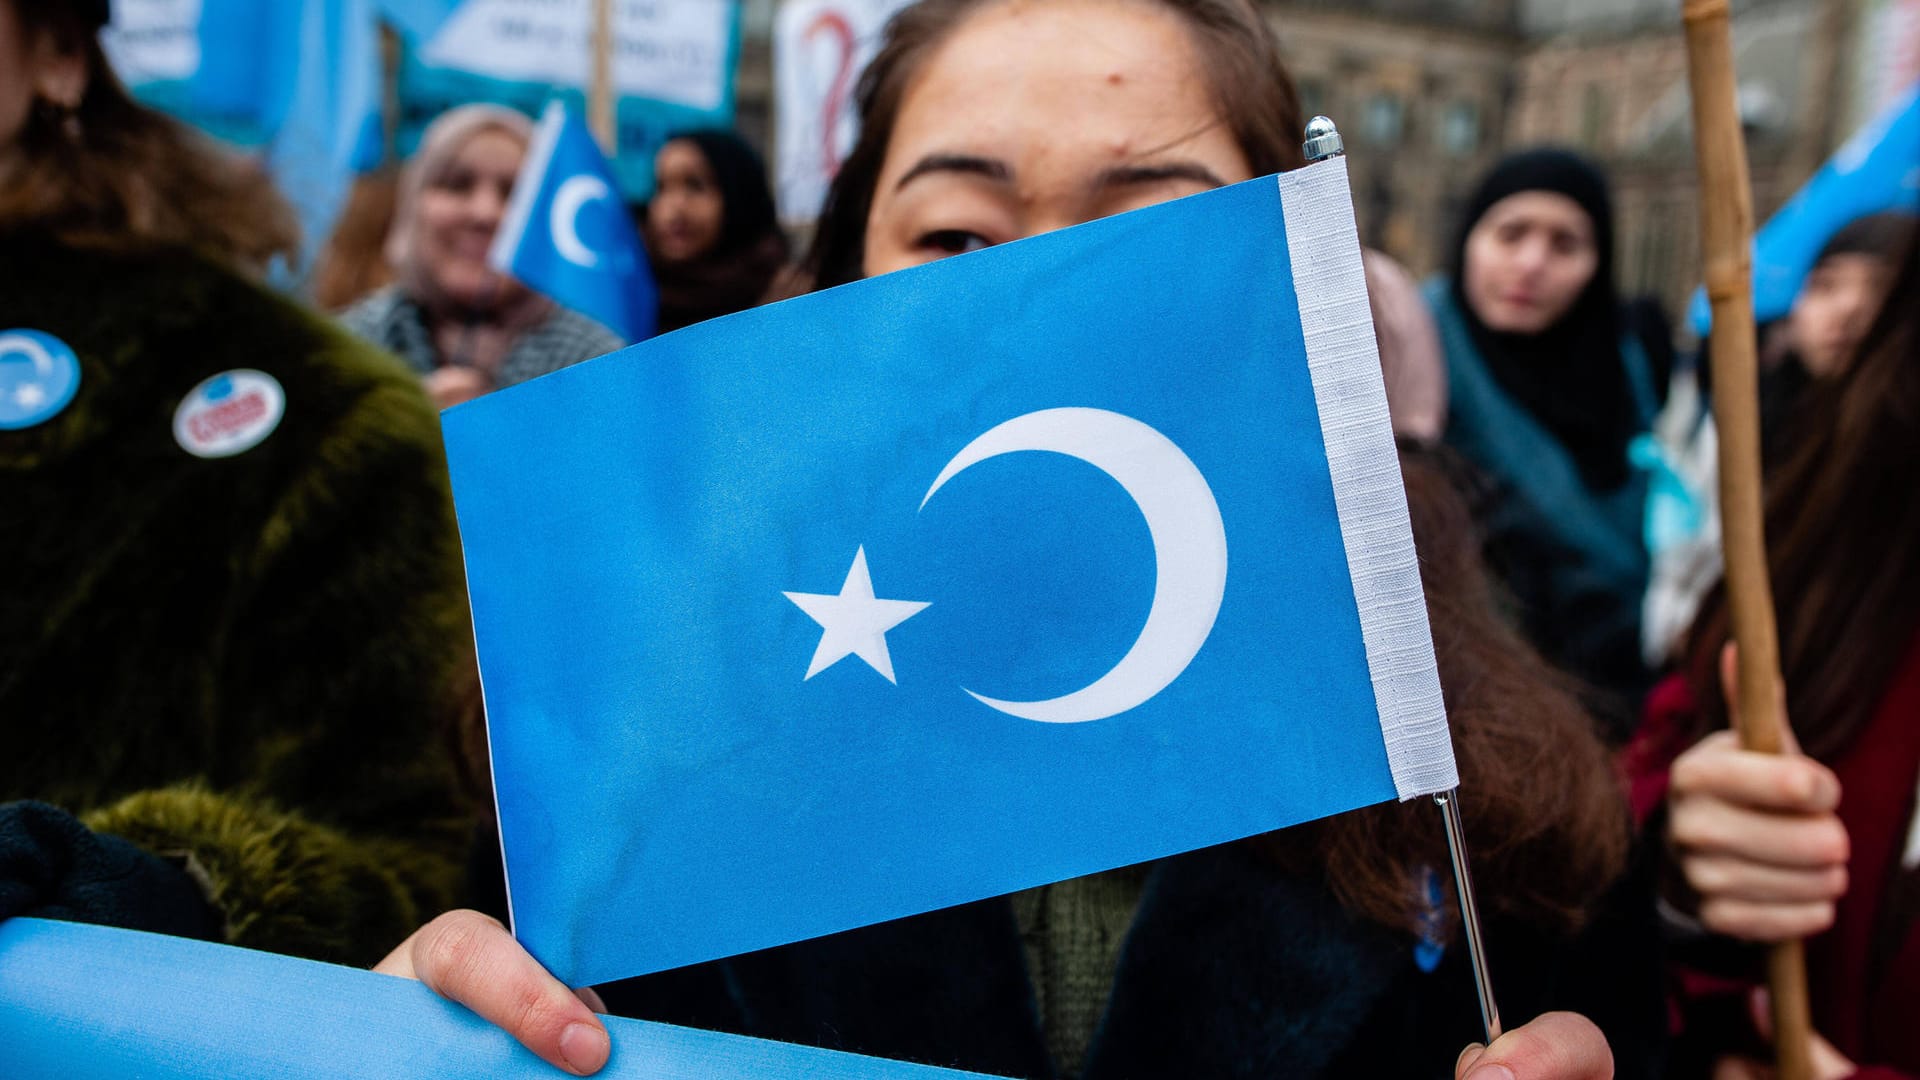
[1423,149,1669,730]
[642,130,790,333]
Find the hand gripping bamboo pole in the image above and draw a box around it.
[1680,2,1815,1077]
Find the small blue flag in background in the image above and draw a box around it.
[375,0,461,42]
[1690,82,1920,333]
[490,101,658,345]
[444,158,1457,989]
[265,0,383,265]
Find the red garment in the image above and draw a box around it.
[1627,634,1920,1077]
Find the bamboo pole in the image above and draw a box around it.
[589,0,617,153]
[1680,2,1814,1078]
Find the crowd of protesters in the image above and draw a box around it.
[2,0,1917,1077]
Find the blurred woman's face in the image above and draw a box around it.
[1788,253,1891,377]
[862,0,1252,278]
[1462,191,1599,335]
[0,3,86,167]
[648,139,726,263]
[415,128,524,310]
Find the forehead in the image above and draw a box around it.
[1811,252,1887,276]
[444,128,524,172]
[657,140,714,174]
[888,0,1218,167]
[1478,191,1593,234]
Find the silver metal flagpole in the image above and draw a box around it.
[1298,116,1502,1045]
[1435,788,1502,1042]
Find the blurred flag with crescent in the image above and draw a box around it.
[490,101,658,345]
[1689,81,1920,332]
[443,156,1458,989]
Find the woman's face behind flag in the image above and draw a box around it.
[412,127,526,311]
[859,0,1255,277]
[1460,190,1600,336]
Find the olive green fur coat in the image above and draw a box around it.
[1,232,473,965]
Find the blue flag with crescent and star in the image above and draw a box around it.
[444,157,1459,989]
[489,101,657,344]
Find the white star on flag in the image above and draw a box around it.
[783,547,930,684]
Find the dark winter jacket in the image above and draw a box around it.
[592,842,1666,1080]
[1,231,473,965]
[1426,282,1660,722]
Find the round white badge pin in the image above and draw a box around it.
[0,329,82,431]
[173,370,285,459]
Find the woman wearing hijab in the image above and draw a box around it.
[1425,149,1667,730]
[1,0,469,962]
[643,130,790,333]
[340,105,625,409]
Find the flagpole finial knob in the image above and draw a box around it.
[1303,117,1344,162]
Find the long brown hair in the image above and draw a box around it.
[1263,448,1629,938]
[1,1,297,267]
[801,0,1306,289]
[1688,233,1920,760]
[311,169,400,312]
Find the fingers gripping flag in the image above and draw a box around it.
[490,101,658,344]
[445,157,1458,989]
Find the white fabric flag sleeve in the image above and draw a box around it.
[1280,158,1459,799]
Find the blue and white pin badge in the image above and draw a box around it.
[0,329,82,431]
[173,370,285,459]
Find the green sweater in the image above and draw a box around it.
[1,233,472,965]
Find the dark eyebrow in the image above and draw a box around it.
[894,153,1013,191]
[1095,161,1228,191]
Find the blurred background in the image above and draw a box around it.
[101,0,1920,324]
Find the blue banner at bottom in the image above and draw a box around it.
[0,918,1001,1079]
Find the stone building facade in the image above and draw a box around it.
[1263,0,1859,318]
[1510,0,1853,320]
[1267,0,1522,274]
[733,0,1866,322]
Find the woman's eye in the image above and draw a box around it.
[918,230,992,256]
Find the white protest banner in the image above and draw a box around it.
[1853,0,1920,124]
[773,0,910,224]
[419,0,736,112]
[402,0,741,197]
[102,0,204,85]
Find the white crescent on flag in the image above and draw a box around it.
[920,407,1228,724]
[551,175,611,269]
